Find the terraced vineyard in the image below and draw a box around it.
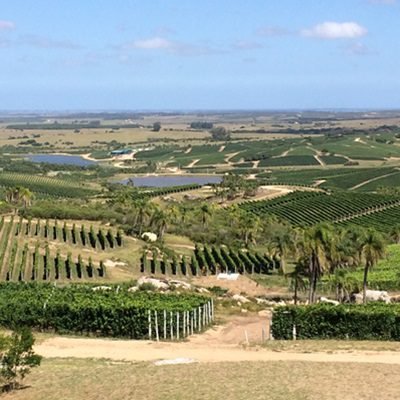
[338,206,400,232]
[240,191,400,227]
[0,172,97,198]
[0,217,124,282]
[140,244,278,276]
[257,167,400,191]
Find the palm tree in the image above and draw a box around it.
[236,210,260,247]
[269,223,295,274]
[150,207,170,239]
[200,203,213,227]
[303,223,336,304]
[359,229,386,304]
[287,259,308,305]
[390,225,400,244]
[18,187,34,208]
[133,199,152,236]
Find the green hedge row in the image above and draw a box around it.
[272,304,400,340]
[0,283,209,339]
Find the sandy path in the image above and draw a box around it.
[218,145,225,153]
[314,155,325,166]
[350,171,400,191]
[186,159,200,168]
[224,152,240,163]
[35,336,400,365]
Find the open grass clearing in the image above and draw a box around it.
[4,357,400,400]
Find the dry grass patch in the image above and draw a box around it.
[3,358,400,400]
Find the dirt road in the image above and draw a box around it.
[35,316,400,365]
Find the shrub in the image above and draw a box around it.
[0,328,41,391]
[272,304,400,340]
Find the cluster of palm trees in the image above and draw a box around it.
[4,187,34,209]
[282,223,386,304]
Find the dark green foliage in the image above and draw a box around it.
[87,257,94,278]
[272,304,400,340]
[0,327,41,391]
[44,219,50,238]
[65,252,73,279]
[76,254,83,279]
[31,244,40,281]
[52,220,58,240]
[116,230,123,246]
[0,284,209,339]
[62,222,67,242]
[106,229,115,248]
[140,252,148,273]
[171,255,179,275]
[54,250,61,280]
[190,255,199,276]
[181,257,188,276]
[71,223,77,245]
[97,229,106,250]
[89,226,97,249]
[151,250,159,274]
[80,225,87,246]
[98,260,105,277]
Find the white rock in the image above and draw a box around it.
[217,273,240,281]
[127,286,139,293]
[319,296,340,306]
[232,294,250,303]
[196,287,210,294]
[137,276,169,290]
[141,232,157,242]
[169,280,192,290]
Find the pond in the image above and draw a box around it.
[25,154,96,167]
[120,175,222,187]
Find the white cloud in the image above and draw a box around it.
[301,22,367,39]
[131,37,173,50]
[125,36,222,56]
[0,20,15,30]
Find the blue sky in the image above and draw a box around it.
[1,0,399,110]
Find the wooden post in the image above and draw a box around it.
[208,301,212,323]
[183,311,186,337]
[148,310,152,340]
[163,310,167,340]
[211,298,214,321]
[194,308,197,330]
[191,311,194,335]
[177,312,180,340]
[154,311,159,342]
[170,311,173,340]
[198,307,202,331]
[203,304,206,326]
[269,317,274,340]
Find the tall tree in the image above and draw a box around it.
[303,223,337,304]
[360,229,386,304]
